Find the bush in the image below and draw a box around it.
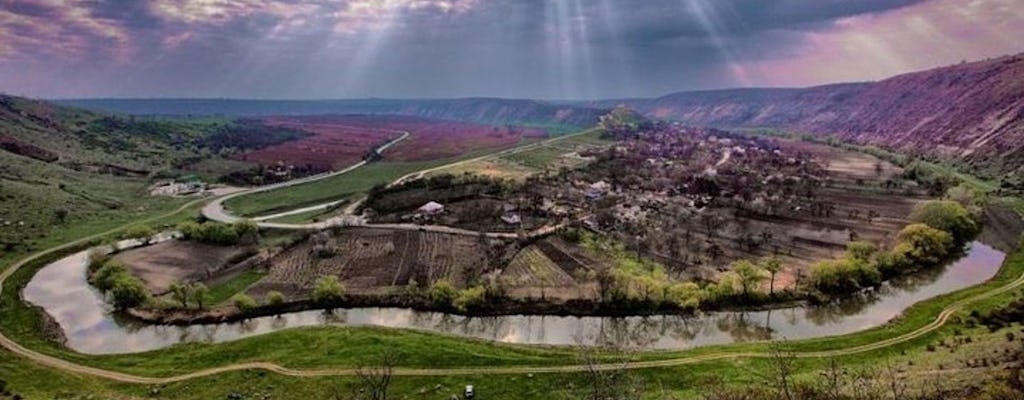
[809,258,881,295]
[845,241,878,262]
[312,275,345,304]
[453,286,487,311]
[875,244,913,276]
[664,282,702,310]
[109,275,150,310]
[87,250,110,274]
[909,200,979,244]
[123,225,157,243]
[896,223,953,265]
[232,294,258,313]
[428,280,458,307]
[177,221,254,245]
[92,262,128,292]
[265,290,286,307]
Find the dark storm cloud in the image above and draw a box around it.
[0,0,1016,99]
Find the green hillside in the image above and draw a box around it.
[0,95,307,254]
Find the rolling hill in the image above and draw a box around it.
[608,54,1024,181]
[56,97,606,131]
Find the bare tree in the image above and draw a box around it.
[347,350,400,400]
[575,347,645,400]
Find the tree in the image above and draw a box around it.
[909,200,979,244]
[732,260,764,298]
[110,276,150,310]
[265,290,286,307]
[896,223,953,265]
[192,283,209,310]
[427,280,457,307]
[123,225,157,245]
[846,241,878,262]
[348,350,399,400]
[232,294,257,313]
[313,275,345,305]
[761,256,783,296]
[92,262,128,292]
[169,281,192,308]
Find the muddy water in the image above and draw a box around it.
[23,241,1005,355]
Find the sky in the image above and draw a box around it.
[0,0,1022,100]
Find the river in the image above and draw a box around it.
[23,241,1005,355]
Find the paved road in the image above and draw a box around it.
[201,132,410,224]
[205,128,600,235]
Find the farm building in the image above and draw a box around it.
[417,201,445,216]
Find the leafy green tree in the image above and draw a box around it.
[453,286,487,311]
[896,223,953,265]
[664,282,702,309]
[732,260,765,298]
[845,241,878,262]
[123,225,157,244]
[92,262,128,292]
[761,256,783,296]
[427,280,458,307]
[192,283,209,310]
[909,200,979,243]
[110,276,150,310]
[265,290,286,307]
[232,294,257,313]
[312,275,345,305]
[169,281,192,308]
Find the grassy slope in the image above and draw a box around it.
[0,245,1020,399]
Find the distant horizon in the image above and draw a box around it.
[2,0,1021,99]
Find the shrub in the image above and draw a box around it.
[232,294,258,313]
[265,290,286,307]
[169,281,192,308]
[92,262,127,292]
[909,200,979,244]
[123,225,157,243]
[453,286,487,311]
[428,280,458,306]
[845,241,878,262]
[875,243,913,276]
[109,275,150,310]
[192,283,209,309]
[87,250,110,274]
[312,275,345,304]
[809,258,881,295]
[177,221,254,245]
[731,260,765,298]
[703,273,739,304]
[896,223,953,265]
[664,282,702,310]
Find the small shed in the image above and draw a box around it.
[417,201,445,215]
[501,213,522,225]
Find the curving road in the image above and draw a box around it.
[201,131,410,225]
[203,127,600,235]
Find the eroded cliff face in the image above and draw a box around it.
[625,54,1024,177]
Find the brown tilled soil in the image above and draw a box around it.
[113,241,257,294]
[247,228,501,299]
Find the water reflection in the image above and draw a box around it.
[23,242,1005,355]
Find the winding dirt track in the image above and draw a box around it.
[2,129,1022,384]
[2,201,1021,383]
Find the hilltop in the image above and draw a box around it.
[612,54,1024,182]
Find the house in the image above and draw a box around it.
[417,201,445,216]
[501,213,522,225]
[585,180,610,200]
